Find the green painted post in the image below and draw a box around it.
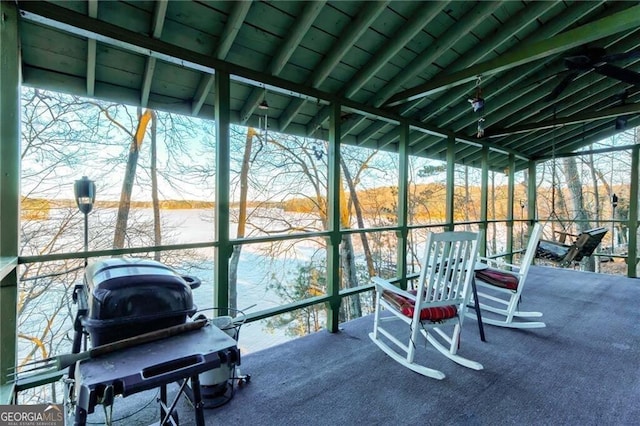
[326,102,341,333]
[214,71,231,315]
[528,159,537,233]
[396,123,409,290]
[479,147,489,256]
[506,154,515,263]
[0,1,20,391]
[627,145,638,278]
[445,136,455,231]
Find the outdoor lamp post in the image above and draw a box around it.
[74,176,96,266]
[611,193,618,254]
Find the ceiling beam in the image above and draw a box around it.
[459,77,636,165]
[419,1,604,124]
[141,0,168,108]
[310,1,501,138]
[343,1,446,100]
[487,33,640,134]
[279,1,389,131]
[304,1,447,139]
[372,1,502,108]
[18,1,523,157]
[499,81,637,152]
[239,1,325,124]
[192,0,251,115]
[420,7,610,135]
[401,0,559,116]
[485,103,640,138]
[356,121,389,146]
[346,2,601,165]
[425,23,639,162]
[493,52,640,153]
[85,0,98,96]
[385,4,640,106]
[532,118,633,159]
[535,117,640,161]
[502,87,638,157]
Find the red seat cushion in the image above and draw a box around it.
[382,290,457,321]
[475,268,519,290]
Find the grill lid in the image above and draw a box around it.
[84,258,195,321]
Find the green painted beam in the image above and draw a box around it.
[456,68,639,166]
[399,0,557,116]
[193,0,251,116]
[506,154,515,263]
[485,104,640,139]
[279,1,389,131]
[0,0,20,389]
[356,121,388,146]
[419,1,604,123]
[479,147,489,256]
[140,0,168,108]
[215,71,231,315]
[17,1,495,153]
[240,1,325,124]
[396,122,409,290]
[528,160,536,219]
[85,0,98,96]
[626,146,638,277]
[499,78,640,155]
[385,3,640,106]
[482,40,640,153]
[445,137,455,231]
[344,1,446,99]
[326,102,342,332]
[306,1,448,137]
[373,1,502,107]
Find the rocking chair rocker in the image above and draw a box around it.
[469,223,545,329]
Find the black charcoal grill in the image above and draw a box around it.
[78,258,199,347]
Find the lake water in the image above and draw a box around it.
[18,207,358,365]
[146,208,326,355]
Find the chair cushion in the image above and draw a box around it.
[475,268,519,290]
[382,290,457,321]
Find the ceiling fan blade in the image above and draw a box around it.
[544,70,579,102]
[595,63,640,85]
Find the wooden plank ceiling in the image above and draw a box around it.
[15,1,640,172]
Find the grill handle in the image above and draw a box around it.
[90,319,208,358]
[182,274,201,290]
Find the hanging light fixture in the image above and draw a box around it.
[258,90,269,139]
[468,76,486,137]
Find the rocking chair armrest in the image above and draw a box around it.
[371,277,416,301]
[477,256,500,267]
[495,261,520,271]
[478,257,519,270]
[477,257,521,275]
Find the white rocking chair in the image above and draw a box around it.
[468,223,545,329]
[369,231,482,380]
